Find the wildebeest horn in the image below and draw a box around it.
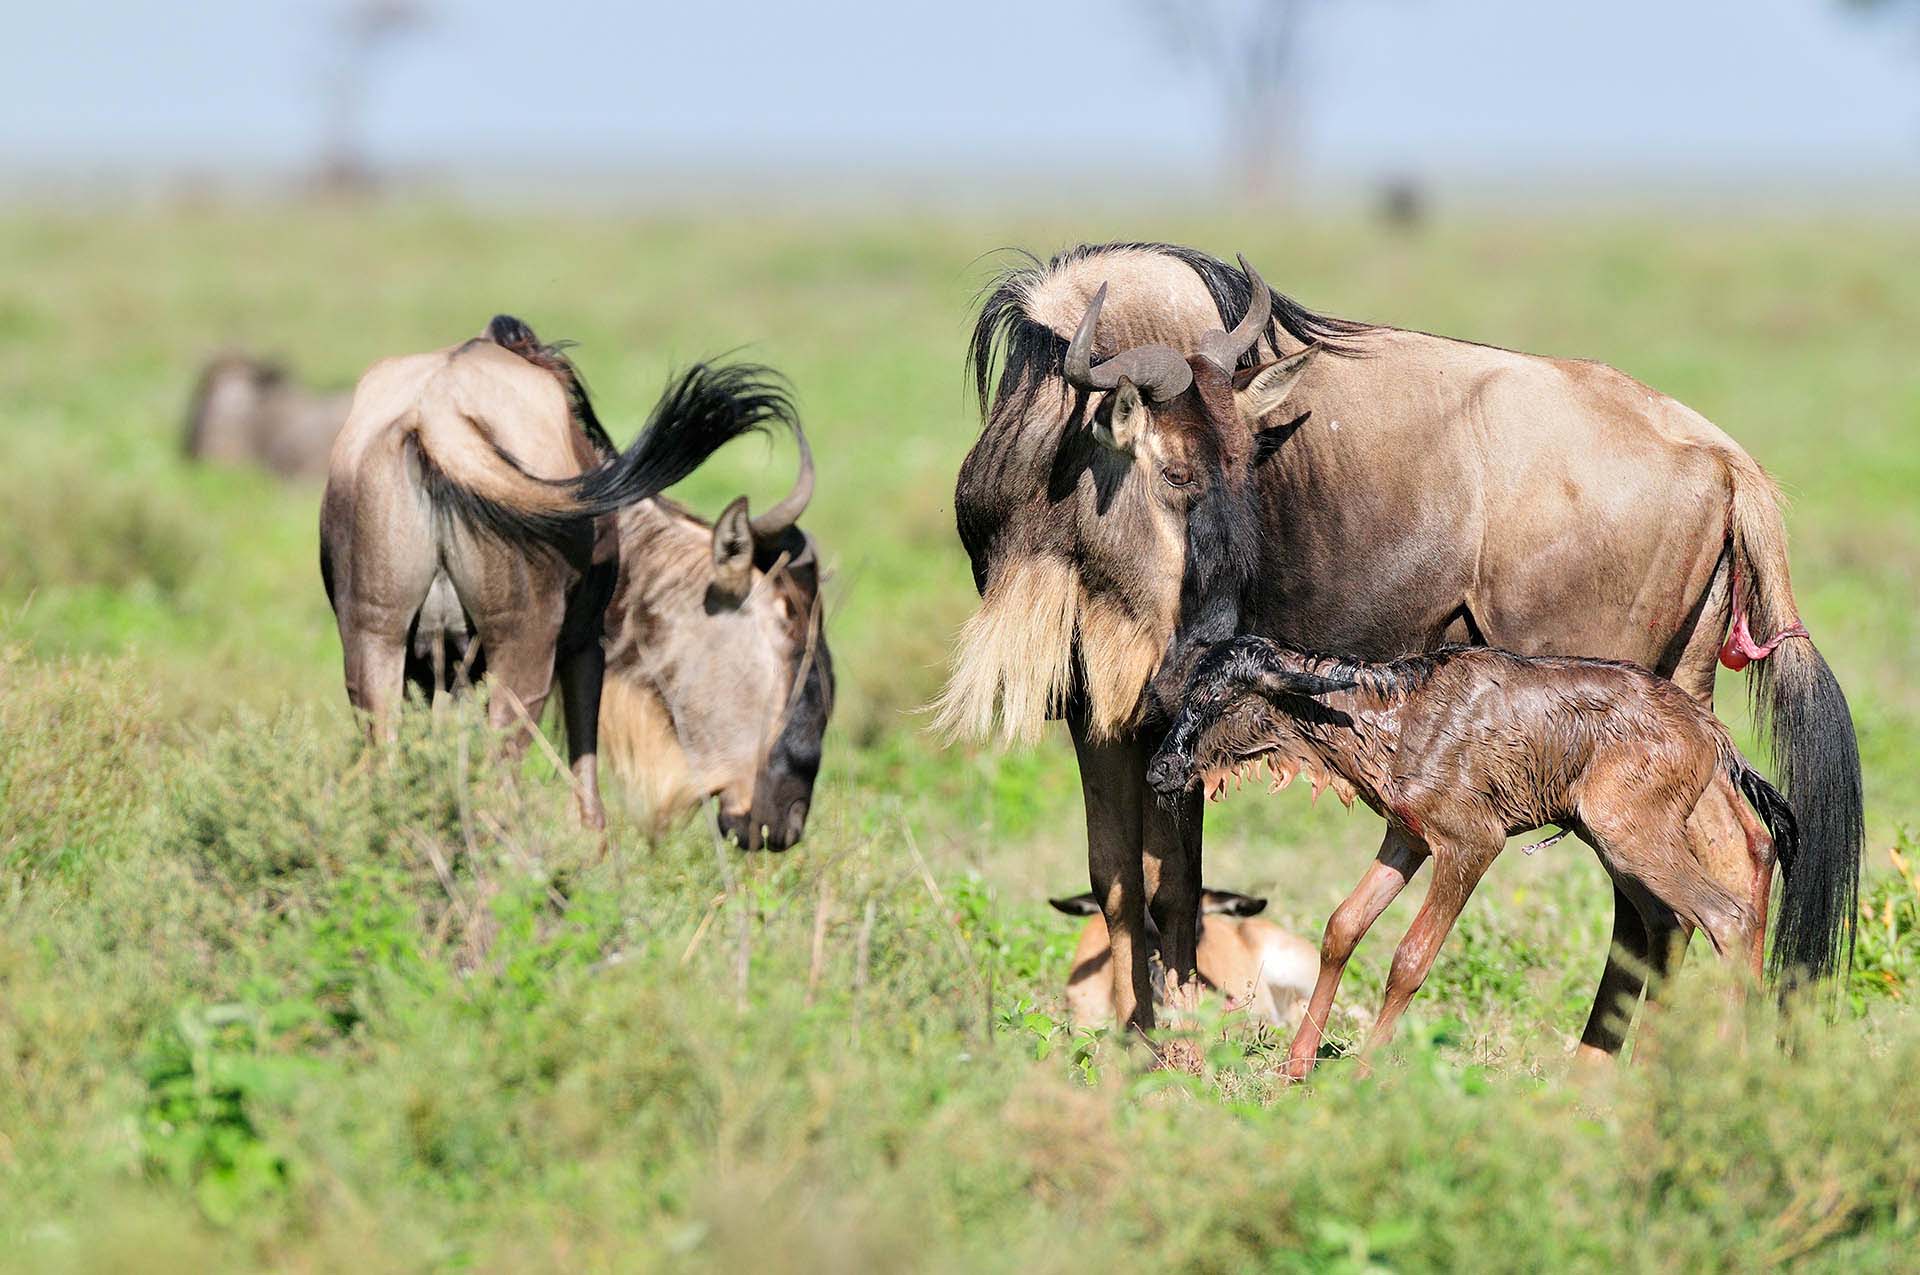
[749,420,813,542]
[1064,282,1195,404]
[1198,255,1272,369]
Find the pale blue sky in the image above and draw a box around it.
[5,1,1917,191]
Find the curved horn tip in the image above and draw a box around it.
[1064,282,1110,390]
[748,421,814,542]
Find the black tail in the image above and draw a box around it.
[417,356,794,561]
[572,361,796,516]
[1733,760,1800,901]
[1754,641,1863,987]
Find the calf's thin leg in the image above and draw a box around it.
[1285,828,1427,1080]
[1363,843,1494,1057]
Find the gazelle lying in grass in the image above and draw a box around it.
[1049,888,1318,1029]
[1147,636,1800,1078]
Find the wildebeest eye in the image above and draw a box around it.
[1161,465,1195,489]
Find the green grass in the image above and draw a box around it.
[2,206,1918,1270]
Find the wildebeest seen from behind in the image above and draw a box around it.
[1147,635,1800,1076]
[597,423,835,851]
[185,353,353,480]
[320,315,795,829]
[943,241,1861,1049]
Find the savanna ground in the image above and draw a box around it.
[2,205,1918,1271]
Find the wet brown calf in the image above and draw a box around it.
[1148,636,1799,1078]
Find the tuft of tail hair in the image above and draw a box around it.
[422,329,795,560]
[1723,448,1864,991]
[573,359,796,516]
[1736,764,1799,878]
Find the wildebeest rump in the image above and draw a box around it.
[184,353,352,479]
[319,315,794,829]
[943,241,1861,1049]
[1148,635,1799,1075]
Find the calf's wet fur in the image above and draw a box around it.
[1148,635,1802,1077]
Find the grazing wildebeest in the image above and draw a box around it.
[185,353,353,479]
[596,425,835,851]
[320,315,794,829]
[940,241,1861,1053]
[1050,887,1317,1029]
[1147,635,1800,1075]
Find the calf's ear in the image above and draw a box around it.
[1235,345,1319,425]
[710,496,755,603]
[1048,893,1102,917]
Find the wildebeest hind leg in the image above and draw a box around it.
[1575,884,1651,1064]
[556,641,607,832]
[342,629,411,743]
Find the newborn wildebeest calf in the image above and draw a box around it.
[1147,636,1799,1078]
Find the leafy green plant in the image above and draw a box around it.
[1852,829,1920,1009]
[139,1004,302,1227]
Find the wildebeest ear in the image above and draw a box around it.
[1236,345,1320,425]
[711,496,755,602]
[1093,377,1150,456]
[1047,893,1102,917]
[1200,889,1269,917]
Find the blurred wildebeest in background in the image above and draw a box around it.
[943,241,1861,1053]
[1050,887,1316,1028]
[1377,176,1427,232]
[184,353,352,479]
[598,424,833,851]
[320,314,794,829]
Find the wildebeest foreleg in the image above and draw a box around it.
[1284,828,1427,1080]
[1072,721,1153,1034]
[1362,843,1493,1059]
[556,641,608,831]
[1144,776,1204,1013]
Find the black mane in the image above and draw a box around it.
[965,241,1372,421]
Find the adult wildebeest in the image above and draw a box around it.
[938,241,1861,1055]
[321,315,795,830]
[1147,636,1800,1075]
[1050,887,1317,1029]
[596,427,834,851]
[185,353,352,479]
